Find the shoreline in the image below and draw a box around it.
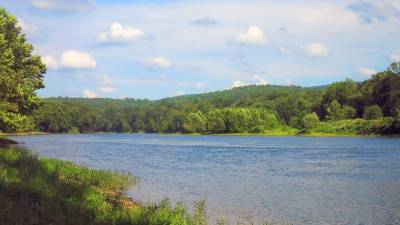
[2,131,394,138]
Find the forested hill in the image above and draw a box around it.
[48,84,325,109]
[2,62,400,136]
[46,97,153,109]
[161,84,325,107]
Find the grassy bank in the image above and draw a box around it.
[0,138,212,225]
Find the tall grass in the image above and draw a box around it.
[0,146,211,225]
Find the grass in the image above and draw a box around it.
[0,144,212,225]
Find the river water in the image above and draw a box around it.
[10,134,400,225]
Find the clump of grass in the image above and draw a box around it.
[0,146,210,225]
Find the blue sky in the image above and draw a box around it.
[1,0,399,99]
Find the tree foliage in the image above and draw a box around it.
[0,8,45,132]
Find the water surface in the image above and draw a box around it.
[10,134,400,224]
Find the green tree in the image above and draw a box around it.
[0,8,46,131]
[183,112,206,133]
[363,105,383,120]
[326,100,342,120]
[206,109,226,133]
[301,112,320,131]
[321,79,360,108]
[361,62,400,116]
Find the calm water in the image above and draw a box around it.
[10,134,400,225]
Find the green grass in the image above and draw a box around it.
[309,118,394,136]
[0,145,213,225]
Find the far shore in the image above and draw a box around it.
[2,130,396,138]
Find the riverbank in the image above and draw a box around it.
[3,118,396,138]
[0,138,211,225]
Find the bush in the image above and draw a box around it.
[301,113,320,131]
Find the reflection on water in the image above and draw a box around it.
[10,134,400,225]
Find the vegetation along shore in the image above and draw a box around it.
[0,137,217,225]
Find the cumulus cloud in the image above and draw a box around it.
[232,80,245,88]
[390,53,400,62]
[143,56,172,69]
[235,25,267,45]
[29,0,95,12]
[190,17,221,26]
[232,76,268,88]
[60,50,96,69]
[97,22,145,43]
[42,55,58,70]
[304,43,329,58]
[359,67,377,77]
[83,89,97,98]
[253,75,269,85]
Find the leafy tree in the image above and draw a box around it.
[361,62,400,116]
[0,8,45,131]
[363,105,383,120]
[326,100,342,120]
[321,79,360,108]
[206,109,226,133]
[32,101,72,133]
[301,112,320,131]
[183,112,206,133]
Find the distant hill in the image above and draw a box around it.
[159,84,325,108]
[46,84,327,109]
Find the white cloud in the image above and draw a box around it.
[143,56,172,69]
[253,75,269,85]
[235,25,267,45]
[83,89,97,98]
[232,76,268,88]
[60,50,96,69]
[42,55,58,70]
[232,80,247,88]
[17,20,38,35]
[390,53,400,62]
[304,43,329,58]
[29,0,95,12]
[97,22,145,43]
[359,67,377,77]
